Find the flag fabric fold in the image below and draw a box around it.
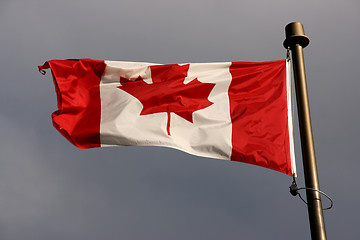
[39,59,296,176]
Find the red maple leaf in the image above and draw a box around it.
[118,64,215,136]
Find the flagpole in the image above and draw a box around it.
[283,22,327,240]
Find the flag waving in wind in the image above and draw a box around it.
[39,59,296,176]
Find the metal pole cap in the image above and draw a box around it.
[283,22,310,48]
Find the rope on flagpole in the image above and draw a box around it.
[286,47,291,61]
[290,175,333,210]
[286,37,333,211]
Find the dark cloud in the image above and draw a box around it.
[0,0,359,239]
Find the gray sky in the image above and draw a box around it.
[1,0,359,239]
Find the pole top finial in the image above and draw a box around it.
[283,22,309,49]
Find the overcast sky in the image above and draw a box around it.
[1,0,359,239]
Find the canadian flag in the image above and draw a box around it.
[39,59,296,176]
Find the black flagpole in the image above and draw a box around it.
[283,22,327,239]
